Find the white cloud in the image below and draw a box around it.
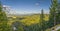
[3,5,10,7]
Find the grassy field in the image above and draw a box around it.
[7,14,49,26]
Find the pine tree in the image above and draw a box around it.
[40,9,45,31]
[40,9,44,22]
[56,3,60,24]
[0,1,8,31]
[48,0,58,28]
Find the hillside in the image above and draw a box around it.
[7,14,49,26]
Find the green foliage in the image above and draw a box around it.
[25,23,40,31]
[56,3,60,24]
[49,0,58,28]
[0,1,8,31]
[40,9,44,22]
[40,9,46,31]
[1,0,59,31]
[57,29,60,31]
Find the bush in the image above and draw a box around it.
[57,29,60,31]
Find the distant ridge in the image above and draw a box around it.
[7,13,49,17]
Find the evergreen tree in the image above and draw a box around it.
[56,3,60,24]
[48,0,58,28]
[40,9,44,22]
[0,1,8,31]
[40,9,45,31]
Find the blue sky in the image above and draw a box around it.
[1,0,51,14]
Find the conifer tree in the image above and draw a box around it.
[40,9,45,31]
[0,1,8,31]
[48,0,58,28]
[56,3,60,24]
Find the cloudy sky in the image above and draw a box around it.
[0,0,51,14]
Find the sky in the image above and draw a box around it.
[0,0,51,14]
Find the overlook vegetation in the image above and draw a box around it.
[7,14,49,26]
[0,0,60,31]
